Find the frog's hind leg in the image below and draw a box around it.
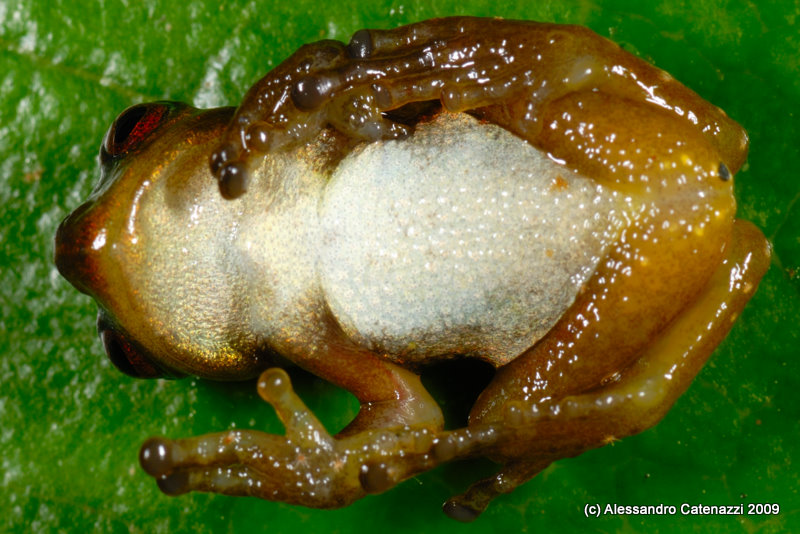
[441,219,770,521]
[212,17,746,197]
[441,459,551,522]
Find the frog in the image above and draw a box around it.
[54,17,771,521]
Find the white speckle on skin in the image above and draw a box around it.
[318,114,627,364]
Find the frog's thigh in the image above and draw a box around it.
[545,220,768,442]
[488,219,769,456]
[441,220,768,521]
[472,89,740,420]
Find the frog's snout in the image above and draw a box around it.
[56,202,184,380]
[54,201,100,297]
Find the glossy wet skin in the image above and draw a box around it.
[54,17,770,521]
[56,102,268,379]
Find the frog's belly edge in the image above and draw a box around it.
[318,114,623,365]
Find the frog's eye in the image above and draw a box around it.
[100,328,161,378]
[97,316,182,379]
[101,103,169,161]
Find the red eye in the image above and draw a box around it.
[102,102,169,159]
[96,315,184,380]
[100,328,163,379]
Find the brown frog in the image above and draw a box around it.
[54,17,770,521]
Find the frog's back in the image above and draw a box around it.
[319,113,626,365]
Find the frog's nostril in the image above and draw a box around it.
[718,162,731,181]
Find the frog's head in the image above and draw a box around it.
[55,102,267,380]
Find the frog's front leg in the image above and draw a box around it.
[436,219,770,521]
[139,308,446,507]
[278,311,445,436]
[139,368,439,507]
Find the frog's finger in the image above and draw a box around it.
[140,371,446,509]
[141,436,365,507]
[256,368,334,445]
[139,428,365,506]
[155,465,257,497]
[139,431,292,479]
[139,426,444,508]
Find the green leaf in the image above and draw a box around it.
[2,1,797,532]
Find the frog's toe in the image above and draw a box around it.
[442,459,552,520]
[442,484,492,521]
[217,161,250,199]
[442,499,482,522]
[358,460,406,494]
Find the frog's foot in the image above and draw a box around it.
[211,17,742,199]
[139,368,440,508]
[210,17,584,198]
[209,17,586,198]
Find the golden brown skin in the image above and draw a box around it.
[54,17,770,521]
